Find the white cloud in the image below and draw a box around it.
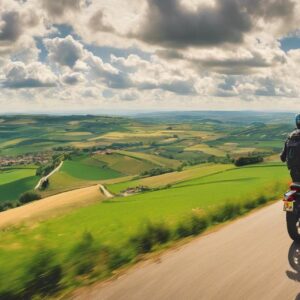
[41,0,82,18]
[0,0,49,56]
[2,61,57,89]
[45,35,85,68]
[61,72,85,85]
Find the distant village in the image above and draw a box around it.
[92,149,113,155]
[0,153,52,168]
[0,148,114,168]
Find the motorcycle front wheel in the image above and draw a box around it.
[286,212,300,241]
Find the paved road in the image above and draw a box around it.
[71,202,300,300]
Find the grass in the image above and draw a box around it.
[99,130,172,140]
[93,153,157,175]
[44,157,124,195]
[0,167,38,202]
[115,150,181,169]
[60,159,123,181]
[0,167,36,185]
[107,163,233,194]
[41,172,91,196]
[185,144,226,157]
[0,138,28,148]
[43,151,178,196]
[0,163,289,296]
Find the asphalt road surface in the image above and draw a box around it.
[71,202,300,300]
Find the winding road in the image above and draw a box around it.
[70,201,300,300]
[99,184,114,198]
[34,161,64,190]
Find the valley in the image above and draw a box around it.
[0,111,292,298]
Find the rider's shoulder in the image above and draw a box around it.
[289,129,300,138]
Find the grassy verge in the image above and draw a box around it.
[0,181,286,299]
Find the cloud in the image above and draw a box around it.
[2,61,57,89]
[0,1,48,58]
[0,11,23,42]
[244,0,295,21]
[88,10,115,33]
[0,0,299,112]
[44,35,85,68]
[11,36,41,63]
[135,0,296,48]
[159,80,196,95]
[120,90,139,101]
[155,49,184,60]
[108,54,197,94]
[61,72,85,85]
[85,52,132,89]
[0,2,44,45]
[195,52,271,75]
[41,0,82,18]
[137,79,195,95]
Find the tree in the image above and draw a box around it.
[19,192,41,204]
[40,179,49,190]
[234,156,263,167]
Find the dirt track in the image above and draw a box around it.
[70,202,300,300]
[0,185,104,228]
[34,161,64,190]
[99,184,114,198]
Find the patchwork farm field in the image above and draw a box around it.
[115,150,181,168]
[94,152,159,174]
[0,112,293,211]
[44,152,164,195]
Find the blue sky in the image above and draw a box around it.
[280,36,300,52]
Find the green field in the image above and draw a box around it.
[0,163,289,294]
[45,155,124,194]
[61,159,122,181]
[185,144,227,157]
[115,150,182,169]
[107,163,233,194]
[93,152,158,175]
[46,153,163,195]
[0,167,38,202]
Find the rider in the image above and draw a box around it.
[281,114,300,182]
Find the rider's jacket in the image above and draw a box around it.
[281,129,300,165]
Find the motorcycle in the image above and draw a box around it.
[283,183,300,241]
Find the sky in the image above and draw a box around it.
[1,0,300,113]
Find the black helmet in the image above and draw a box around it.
[296,114,300,129]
